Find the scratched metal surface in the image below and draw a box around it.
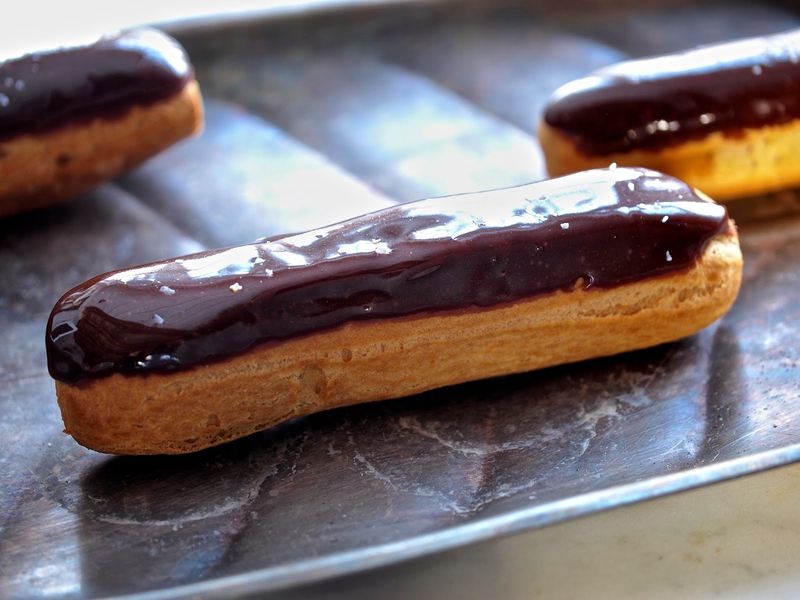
[2,1,800,598]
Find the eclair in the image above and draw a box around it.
[540,30,800,201]
[46,168,742,455]
[0,28,203,217]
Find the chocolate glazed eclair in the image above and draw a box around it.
[0,28,203,216]
[47,168,742,455]
[540,29,800,201]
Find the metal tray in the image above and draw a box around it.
[2,1,800,597]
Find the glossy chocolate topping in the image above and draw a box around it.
[46,168,730,383]
[544,30,800,155]
[0,29,191,141]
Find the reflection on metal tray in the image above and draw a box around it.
[2,1,800,597]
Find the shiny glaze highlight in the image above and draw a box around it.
[0,29,191,141]
[544,30,800,155]
[47,168,730,383]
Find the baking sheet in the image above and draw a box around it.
[2,1,800,597]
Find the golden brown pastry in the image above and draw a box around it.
[0,28,203,216]
[46,168,742,454]
[540,30,800,201]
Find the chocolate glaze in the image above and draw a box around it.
[46,168,730,384]
[544,30,800,155]
[0,29,191,141]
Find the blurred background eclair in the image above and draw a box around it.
[540,29,800,201]
[0,28,203,217]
